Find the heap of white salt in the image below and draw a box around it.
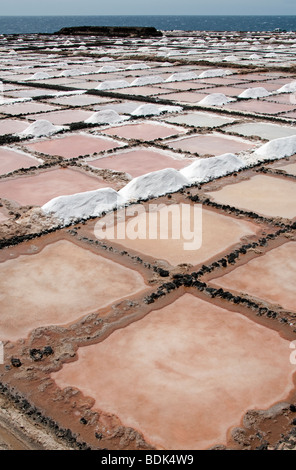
[277,81,296,93]
[131,75,164,86]
[20,120,66,137]
[238,87,271,99]
[131,104,182,117]
[96,80,130,91]
[165,72,199,82]
[118,168,189,202]
[253,135,296,160]
[198,93,235,106]
[42,188,125,224]
[126,63,151,70]
[180,154,245,183]
[97,65,121,73]
[29,72,51,80]
[198,69,233,79]
[84,110,129,124]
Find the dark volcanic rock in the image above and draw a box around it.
[54,26,162,38]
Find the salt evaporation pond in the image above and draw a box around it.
[0,239,147,342]
[52,293,295,450]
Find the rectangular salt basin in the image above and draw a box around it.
[206,175,296,219]
[114,86,174,96]
[167,134,255,156]
[0,102,60,116]
[97,205,260,266]
[0,147,41,175]
[25,134,122,159]
[52,293,295,450]
[0,239,147,342]
[85,148,192,178]
[211,242,296,312]
[273,162,296,175]
[0,167,110,206]
[164,112,235,128]
[225,122,296,140]
[47,94,113,107]
[26,110,94,125]
[0,119,29,135]
[224,100,296,115]
[102,122,185,141]
[158,92,209,103]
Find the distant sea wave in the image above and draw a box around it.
[0,15,296,35]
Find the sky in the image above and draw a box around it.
[0,0,295,16]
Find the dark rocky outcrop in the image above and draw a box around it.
[54,26,162,38]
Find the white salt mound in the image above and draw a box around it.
[20,120,65,137]
[238,87,271,99]
[277,81,296,93]
[198,93,235,106]
[198,69,232,79]
[131,104,182,117]
[96,80,130,91]
[84,110,129,124]
[97,65,121,73]
[131,75,164,86]
[59,69,83,77]
[126,63,151,70]
[254,135,296,160]
[42,188,125,224]
[119,168,189,202]
[180,154,245,183]
[29,72,51,80]
[165,72,199,82]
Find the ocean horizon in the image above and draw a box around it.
[0,15,296,35]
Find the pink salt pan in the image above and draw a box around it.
[212,242,296,312]
[52,293,296,450]
[103,122,184,141]
[96,206,259,266]
[0,168,110,206]
[206,175,296,219]
[224,100,296,115]
[86,149,192,178]
[0,147,41,175]
[167,134,255,156]
[0,240,147,342]
[26,110,94,126]
[25,134,122,159]
[0,119,29,135]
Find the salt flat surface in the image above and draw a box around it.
[0,240,147,341]
[52,293,295,450]
[226,122,296,140]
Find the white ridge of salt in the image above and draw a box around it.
[253,136,296,161]
[84,110,129,124]
[165,72,199,82]
[130,103,181,117]
[198,69,233,79]
[248,54,261,60]
[277,81,296,93]
[118,168,189,202]
[59,69,84,77]
[126,63,151,70]
[198,93,235,106]
[28,72,51,80]
[20,120,66,137]
[130,75,164,87]
[97,65,121,73]
[180,154,245,183]
[96,80,130,91]
[42,188,125,224]
[238,87,271,99]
